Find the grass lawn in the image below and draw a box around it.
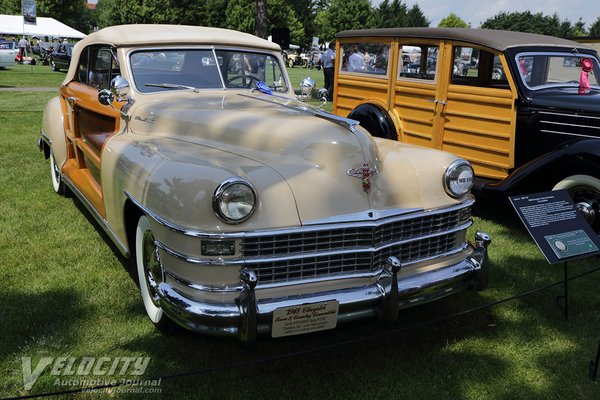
[0,63,65,88]
[1,68,600,400]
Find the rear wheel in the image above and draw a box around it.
[553,175,600,233]
[135,215,176,333]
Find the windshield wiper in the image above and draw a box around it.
[145,83,200,93]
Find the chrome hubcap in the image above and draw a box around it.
[142,231,161,306]
[568,186,600,229]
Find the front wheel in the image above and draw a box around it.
[553,175,600,233]
[49,152,68,196]
[135,215,176,333]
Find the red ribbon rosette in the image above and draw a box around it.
[579,57,593,94]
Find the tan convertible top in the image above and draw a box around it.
[64,24,281,84]
[337,28,592,52]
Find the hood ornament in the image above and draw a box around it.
[347,163,376,193]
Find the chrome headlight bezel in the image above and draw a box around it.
[212,178,257,224]
[444,159,474,198]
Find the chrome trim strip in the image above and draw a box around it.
[539,129,600,139]
[305,207,421,225]
[63,176,129,257]
[540,120,600,131]
[238,92,360,131]
[538,111,600,121]
[39,130,52,145]
[156,221,470,266]
[125,191,473,239]
[165,268,383,293]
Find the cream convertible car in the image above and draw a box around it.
[38,25,491,342]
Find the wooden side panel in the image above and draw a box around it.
[442,84,516,180]
[335,75,390,118]
[392,80,437,148]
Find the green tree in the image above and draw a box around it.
[316,0,375,42]
[569,18,587,37]
[481,11,576,36]
[227,0,304,43]
[591,16,600,36]
[438,13,469,28]
[255,0,268,38]
[406,4,430,27]
[95,0,207,28]
[374,0,408,28]
[206,0,228,28]
[287,0,318,48]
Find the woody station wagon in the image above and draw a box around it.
[38,25,490,342]
[333,28,600,232]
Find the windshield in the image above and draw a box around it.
[130,49,288,93]
[515,52,600,90]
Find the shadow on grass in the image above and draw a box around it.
[0,289,85,363]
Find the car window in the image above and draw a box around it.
[131,49,288,93]
[0,42,15,50]
[451,47,507,87]
[215,50,288,92]
[398,44,438,81]
[340,43,390,76]
[75,46,119,90]
[516,53,600,89]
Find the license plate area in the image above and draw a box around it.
[271,300,339,338]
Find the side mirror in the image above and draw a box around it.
[110,75,130,102]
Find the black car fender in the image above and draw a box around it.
[474,139,600,200]
[347,103,397,140]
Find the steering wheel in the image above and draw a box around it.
[227,74,260,88]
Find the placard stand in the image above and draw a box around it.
[590,341,600,380]
[556,262,569,320]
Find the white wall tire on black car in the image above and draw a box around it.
[135,215,174,332]
[553,174,600,233]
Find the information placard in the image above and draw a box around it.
[509,190,600,264]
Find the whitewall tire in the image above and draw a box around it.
[49,152,67,196]
[135,215,166,324]
[553,174,600,232]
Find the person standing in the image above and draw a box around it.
[322,41,336,101]
[17,36,29,61]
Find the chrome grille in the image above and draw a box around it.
[244,206,471,284]
[538,111,600,138]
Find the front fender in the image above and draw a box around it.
[348,103,397,140]
[102,134,301,252]
[475,139,600,200]
[41,96,66,165]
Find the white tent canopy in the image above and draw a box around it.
[0,14,86,39]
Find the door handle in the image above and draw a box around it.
[439,100,447,106]
[425,99,438,103]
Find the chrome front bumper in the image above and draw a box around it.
[157,231,491,342]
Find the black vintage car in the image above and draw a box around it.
[333,28,600,232]
[50,43,74,71]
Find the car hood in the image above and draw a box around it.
[129,92,448,223]
[528,87,600,113]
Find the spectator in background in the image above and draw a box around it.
[322,41,336,101]
[18,36,29,59]
[348,46,364,72]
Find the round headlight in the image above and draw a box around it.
[213,179,257,224]
[444,160,474,198]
